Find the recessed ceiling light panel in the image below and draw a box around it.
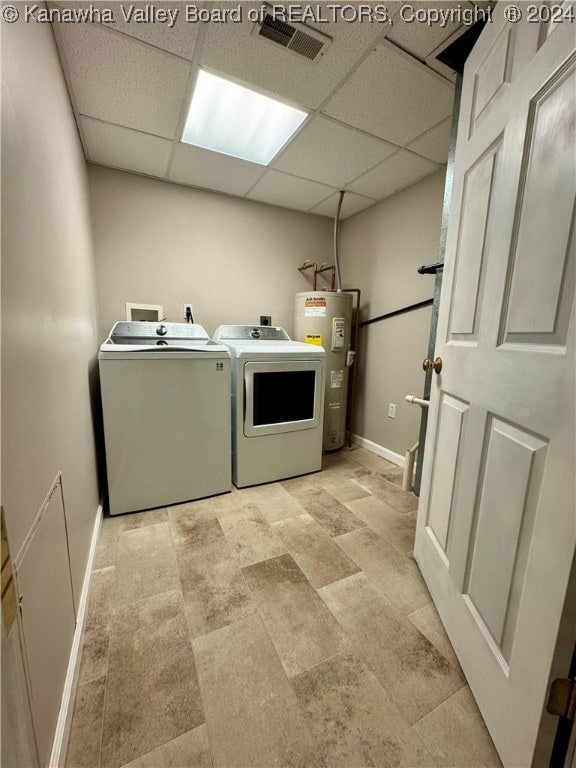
[182,70,308,166]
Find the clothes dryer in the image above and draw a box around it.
[213,325,325,488]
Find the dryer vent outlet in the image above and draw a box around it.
[260,316,272,326]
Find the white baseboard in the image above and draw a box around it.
[49,503,103,768]
[351,434,407,468]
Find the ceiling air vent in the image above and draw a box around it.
[253,6,332,62]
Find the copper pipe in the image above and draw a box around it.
[315,264,336,290]
[342,288,361,448]
[298,261,319,290]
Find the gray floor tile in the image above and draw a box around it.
[65,676,105,768]
[316,476,371,503]
[354,473,419,514]
[291,650,433,767]
[114,522,180,605]
[119,725,212,768]
[175,534,255,638]
[242,553,349,677]
[169,502,223,548]
[345,495,417,554]
[93,516,124,570]
[408,602,462,672]
[272,513,360,588]
[336,527,430,614]
[218,503,285,568]
[248,483,308,523]
[289,487,366,537]
[319,573,465,725]
[193,615,325,768]
[413,687,502,767]
[78,566,115,684]
[101,590,204,768]
[346,446,397,473]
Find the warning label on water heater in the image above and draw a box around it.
[305,334,323,346]
[331,369,344,388]
[304,297,327,317]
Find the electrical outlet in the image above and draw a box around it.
[260,315,271,326]
[183,304,194,322]
[388,403,396,418]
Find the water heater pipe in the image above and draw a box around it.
[342,287,361,448]
[298,260,319,290]
[315,264,336,290]
[334,191,345,292]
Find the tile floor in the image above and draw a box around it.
[66,446,502,768]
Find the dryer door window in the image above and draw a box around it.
[244,360,323,437]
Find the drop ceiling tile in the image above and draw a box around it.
[200,2,397,109]
[386,1,470,59]
[407,118,452,163]
[310,191,377,219]
[273,116,397,188]
[81,117,173,177]
[170,144,264,196]
[248,171,335,211]
[53,22,191,138]
[99,1,200,60]
[323,42,454,146]
[349,151,438,199]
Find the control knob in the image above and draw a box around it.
[156,324,168,336]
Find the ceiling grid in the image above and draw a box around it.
[50,0,475,217]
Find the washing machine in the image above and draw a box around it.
[213,325,325,488]
[99,321,231,515]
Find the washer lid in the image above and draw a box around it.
[99,341,231,358]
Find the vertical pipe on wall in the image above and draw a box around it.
[334,191,345,292]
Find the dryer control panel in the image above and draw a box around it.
[214,325,290,341]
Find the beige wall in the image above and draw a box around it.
[1,16,100,599]
[88,166,444,460]
[341,171,445,456]
[88,166,333,341]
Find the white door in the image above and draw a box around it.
[415,4,576,767]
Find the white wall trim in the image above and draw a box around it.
[49,503,103,768]
[351,433,406,467]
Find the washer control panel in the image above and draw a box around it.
[110,321,209,340]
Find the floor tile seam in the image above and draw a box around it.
[334,504,414,550]
[356,490,418,517]
[405,600,436,620]
[115,725,211,768]
[172,588,208,736]
[411,681,469,727]
[236,564,331,687]
[96,670,109,768]
[324,563,425,621]
[286,643,356,684]
[332,523,421,570]
[310,564,362,592]
[189,619,252,768]
[111,584,185,612]
[330,638,439,731]
[117,518,170,538]
[167,512,221,598]
[364,524,418,559]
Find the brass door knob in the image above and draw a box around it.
[423,357,443,374]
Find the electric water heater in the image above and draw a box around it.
[294,291,353,450]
